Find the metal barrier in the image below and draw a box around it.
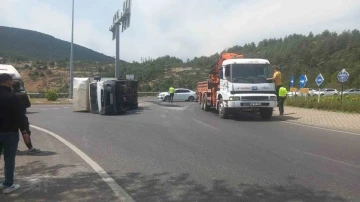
[27,92,160,98]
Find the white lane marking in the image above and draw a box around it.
[63,107,70,109]
[193,119,221,131]
[292,149,360,169]
[30,125,135,202]
[40,109,48,111]
[53,108,60,110]
[280,121,360,136]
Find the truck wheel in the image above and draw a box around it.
[260,108,273,120]
[218,98,228,119]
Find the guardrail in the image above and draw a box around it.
[27,92,160,98]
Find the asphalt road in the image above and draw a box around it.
[27,97,360,202]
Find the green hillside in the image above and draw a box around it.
[116,29,360,91]
[4,27,360,93]
[0,26,117,63]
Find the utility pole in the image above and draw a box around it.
[109,0,132,79]
[69,0,75,99]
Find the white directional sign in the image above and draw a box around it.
[315,74,324,86]
[337,69,349,83]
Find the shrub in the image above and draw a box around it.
[45,89,58,101]
[286,95,360,113]
[46,70,53,75]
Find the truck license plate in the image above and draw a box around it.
[250,103,261,106]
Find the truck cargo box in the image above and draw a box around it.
[73,77,90,112]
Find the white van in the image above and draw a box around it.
[0,64,26,92]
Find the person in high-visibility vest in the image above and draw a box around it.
[168,86,175,103]
[278,86,287,115]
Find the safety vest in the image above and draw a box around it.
[279,87,287,97]
[169,87,175,93]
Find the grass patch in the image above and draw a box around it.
[285,95,360,113]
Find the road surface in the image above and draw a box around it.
[26,98,360,202]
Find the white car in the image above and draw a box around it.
[313,88,339,96]
[341,89,360,95]
[157,88,197,102]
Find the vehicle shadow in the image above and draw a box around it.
[145,101,184,108]
[124,106,150,116]
[26,111,39,114]
[209,109,300,122]
[109,171,349,202]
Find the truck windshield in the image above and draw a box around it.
[231,64,270,83]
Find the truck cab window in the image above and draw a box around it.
[225,65,231,80]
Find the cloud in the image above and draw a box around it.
[1,0,360,62]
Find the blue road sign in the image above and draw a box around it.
[315,74,324,86]
[299,75,307,88]
[337,69,349,83]
[290,76,295,87]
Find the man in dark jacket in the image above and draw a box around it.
[12,81,40,154]
[0,73,26,194]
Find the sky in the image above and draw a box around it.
[1,0,360,63]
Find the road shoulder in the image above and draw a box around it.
[273,106,360,134]
[0,128,117,202]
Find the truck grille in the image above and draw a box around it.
[241,96,269,101]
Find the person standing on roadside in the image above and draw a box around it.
[267,66,282,104]
[0,73,26,194]
[278,86,288,115]
[12,81,40,154]
[168,86,175,103]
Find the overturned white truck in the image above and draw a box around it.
[73,76,138,115]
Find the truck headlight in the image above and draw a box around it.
[229,96,240,101]
[270,96,276,101]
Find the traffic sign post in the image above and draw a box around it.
[315,74,324,103]
[299,75,308,101]
[337,69,349,104]
[299,75,307,88]
[290,76,295,87]
[290,76,295,99]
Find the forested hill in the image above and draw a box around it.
[0,26,116,63]
[225,29,360,89]
[117,29,360,91]
[4,28,360,92]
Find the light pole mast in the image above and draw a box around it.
[69,0,75,99]
[109,0,132,79]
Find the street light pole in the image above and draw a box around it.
[69,0,74,99]
[109,0,131,80]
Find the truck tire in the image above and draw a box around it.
[260,108,273,120]
[218,98,228,119]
